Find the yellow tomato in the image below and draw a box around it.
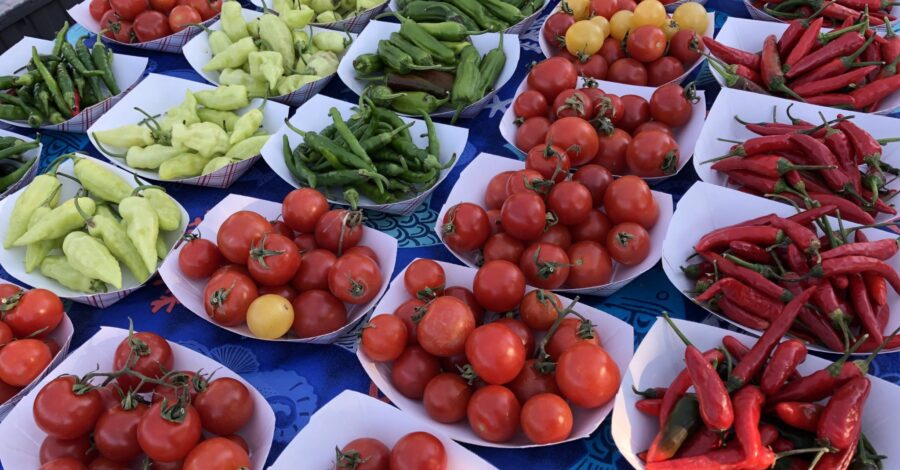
[609,10,634,41]
[566,0,592,20]
[673,2,709,34]
[247,294,294,339]
[631,0,667,28]
[662,19,680,40]
[566,20,606,55]
[590,15,611,37]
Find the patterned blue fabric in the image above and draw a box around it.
[1,2,899,469]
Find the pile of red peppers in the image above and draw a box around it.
[759,0,895,29]
[634,314,892,469]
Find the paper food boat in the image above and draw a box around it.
[743,0,899,33]
[87,73,289,188]
[271,390,497,469]
[612,317,900,469]
[693,88,900,222]
[260,94,466,215]
[249,0,389,33]
[662,181,900,353]
[710,17,900,115]
[337,20,520,120]
[438,153,673,297]
[499,77,706,183]
[0,326,275,469]
[0,129,42,201]
[68,1,217,53]
[386,0,550,35]
[357,259,635,448]
[0,37,147,133]
[183,8,358,108]
[158,193,397,343]
[0,156,189,308]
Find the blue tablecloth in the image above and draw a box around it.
[2,1,899,468]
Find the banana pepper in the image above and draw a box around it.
[248,51,283,90]
[284,5,315,29]
[41,255,106,293]
[198,108,240,132]
[125,144,182,170]
[203,37,257,72]
[74,158,133,203]
[301,51,339,76]
[220,1,249,42]
[93,125,154,148]
[139,187,182,231]
[259,13,295,72]
[14,197,95,246]
[229,107,263,145]
[224,135,269,160]
[276,75,318,95]
[24,206,58,273]
[195,85,249,111]
[218,69,268,99]
[119,196,159,273]
[62,231,122,289]
[313,31,350,54]
[161,90,201,133]
[172,122,230,158]
[86,210,149,282]
[5,174,61,248]
[202,157,238,175]
[159,153,209,180]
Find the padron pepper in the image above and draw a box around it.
[259,12,296,71]
[93,125,154,148]
[391,91,449,115]
[159,153,209,180]
[85,208,149,282]
[204,37,258,72]
[224,134,269,160]
[40,255,106,293]
[229,106,264,145]
[195,85,250,111]
[24,205,58,273]
[395,13,456,64]
[161,90,201,133]
[74,157,133,203]
[14,197,96,246]
[478,35,506,96]
[248,51,283,90]
[450,44,482,122]
[172,122,230,158]
[198,108,240,132]
[4,173,61,248]
[138,187,182,231]
[220,1,250,42]
[119,196,159,273]
[219,69,269,99]
[62,231,122,289]
[125,144,182,170]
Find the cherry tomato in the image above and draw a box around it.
[423,373,472,423]
[247,233,301,287]
[224,434,251,453]
[90,0,112,21]
[152,371,204,404]
[343,245,378,264]
[361,314,408,362]
[94,384,122,411]
[650,83,695,127]
[203,270,258,327]
[542,11,576,49]
[627,25,667,63]
[596,93,624,125]
[177,0,220,20]
[417,296,475,357]
[484,171,513,210]
[247,294,294,339]
[178,236,224,279]
[647,56,686,86]
[193,377,253,435]
[673,1,709,34]
[137,402,202,462]
[514,90,549,119]
[670,29,704,66]
[291,248,336,292]
[473,260,526,313]
[572,210,612,244]
[133,10,171,42]
[0,380,21,404]
[0,339,50,386]
[34,376,103,439]
[547,117,599,166]
[110,0,146,20]
[40,458,87,470]
[296,233,319,255]
[537,224,572,249]
[500,192,546,241]
[270,220,294,239]
[495,317,535,355]
[591,0,619,18]
[328,253,382,304]
[556,342,620,408]
[0,321,12,347]
[662,18,680,39]
[403,259,445,302]
[553,89,593,120]
[391,345,440,399]
[607,222,651,265]
[466,323,525,385]
[283,188,329,233]
[508,360,561,404]
[390,432,447,470]
[487,210,503,237]
[593,128,632,175]
[520,290,562,331]
[565,19,606,56]
[632,0,666,27]
[627,130,680,177]
[337,438,390,470]
[315,209,363,255]
[546,317,601,360]
[525,145,569,183]
[618,94,651,133]
[599,37,625,64]
[168,4,200,32]
[113,331,173,393]
[40,435,95,465]
[441,203,490,252]
[528,57,578,102]
[217,211,273,264]
[608,58,648,86]
[394,299,425,346]
[609,10,633,40]
[481,233,524,265]
[521,393,574,444]
[619,0,636,9]
[581,54,609,80]
[519,242,571,290]
[566,241,613,287]
[516,117,551,152]
[86,457,128,470]
[183,437,251,470]
[604,175,660,228]
[4,288,63,338]
[466,385,520,443]
[573,164,613,207]
[291,290,347,338]
[258,284,298,302]
[547,181,592,226]
[633,121,674,136]
[94,404,146,463]
[506,169,546,196]
[99,11,133,42]
[443,286,484,325]
[149,0,174,12]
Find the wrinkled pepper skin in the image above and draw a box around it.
[194,85,250,111]
[220,1,250,42]
[259,13,295,71]
[125,144,182,170]
[87,211,150,282]
[62,231,122,289]
[14,197,95,246]
[172,122,230,158]
[219,69,269,99]
[161,90,201,133]
[24,206,58,273]
[139,188,182,231]
[5,174,61,248]
[159,153,209,180]
[224,135,268,160]
[119,196,159,273]
[74,158,133,203]
[40,255,106,293]
[202,157,236,175]
[197,108,240,132]
[93,125,154,148]
[248,51,283,90]
[204,37,258,72]
[229,108,263,145]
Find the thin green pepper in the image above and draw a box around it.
[75,38,106,102]
[361,120,414,152]
[40,255,106,293]
[478,35,506,96]
[31,47,70,118]
[481,0,524,24]
[284,134,317,187]
[0,139,40,160]
[445,0,507,30]
[417,21,481,41]
[353,54,383,75]
[389,32,434,66]
[0,157,37,193]
[328,107,373,169]
[0,104,28,122]
[391,91,449,115]
[32,82,50,117]
[395,13,457,64]
[51,21,69,57]
[63,231,122,289]
[13,196,95,246]
[93,125,155,148]
[90,42,120,95]
[118,195,159,272]
[450,44,481,123]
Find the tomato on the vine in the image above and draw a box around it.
[361,314,408,362]
[93,404,147,463]
[519,242,571,290]
[547,117,599,166]
[508,360,560,404]
[546,317,601,360]
[516,116,551,152]
[194,377,253,435]
[291,248,336,292]
[132,10,171,42]
[670,29,704,65]
[404,259,445,301]
[337,438,390,470]
[525,144,570,183]
[441,203,490,252]
[315,209,363,255]
[291,289,347,338]
[500,192,547,242]
[607,222,651,265]
[506,169,547,196]
[465,323,525,385]
[99,11,134,42]
[33,376,104,439]
[247,233,301,287]
[393,298,425,346]
[604,175,660,228]
[553,89,593,120]
[390,432,447,470]
[4,288,63,338]
[112,331,173,393]
[520,290,562,331]
[594,128,632,175]
[137,401,202,462]
[528,57,578,102]
[650,83,695,127]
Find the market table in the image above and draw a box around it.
[1,1,899,468]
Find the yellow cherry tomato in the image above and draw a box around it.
[566,0,592,20]
[662,18,680,40]
[673,2,709,34]
[566,20,606,55]
[631,0,667,28]
[609,10,634,41]
[247,294,294,339]
[590,15,611,37]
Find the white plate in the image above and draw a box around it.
[499,76,706,183]
[337,20,520,119]
[260,94,467,215]
[183,8,358,107]
[437,153,673,297]
[0,37,147,133]
[248,0,388,33]
[662,181,900,353]
[0,129,42,201]
[386,0,550,35]
[0,156,189,308]
[0,326,275,469]
[158,193,398,343]
[612,317,900,469]
[357,259,634,448]
[87,73,289,188]
[271,390,497,469]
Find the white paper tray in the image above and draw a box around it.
[387,0,550,35]
[0,129,42,201]
[249,0,388,33]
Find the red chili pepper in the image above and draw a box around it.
[773,216,822,255]
[823,2,884,24]
[834,0,893,11]
[770,438,794,453]
[785,18,824,67]
[855,231,888,307]
[774,402,824,432]
[657,349,724,428]
[725,170,795,195]
[741,123,815,136]
[822,255,900,293]
[728,240,773,264]
[817,376,870,449]
[695,226,783,252]
[778,19,807,56]
[727,287,816,390]
[696,277,781,318]
[673,426,723,458]
[785,31,866,79]
[849,273,883,345]
[762,34,806,100]
[702,251,794,302]
[804,93,857,108]
[785,243,809,274]
[638,451,648,463]
[862,30,883,83]
[645,447,745,469]
[789,134,856,195]
[759,423,780,446]
[799,304,847,351]
[769,335,876,403]
[821,120,861,195]
[722,335,750,360]
[789,204,839,226]
[799,193,875,225]
[850,72,900,110]
[728,135,798,157]
[792,65,879,97]
[790,32,878,87]
[636,398,662,416]
[859,187,896,215]
[836,118,882,164]
[718,295,772,331]
[832,274,850,290]
[702,36,762,70]
[72,90,81,115]
[760,339,808,394]
[731,64,764,85]
[815,436,858,469]
[684,345,733,432]
[712,155,836,178]
[732,386,776,469]
[822,238,900,260]
[881,18,900,64]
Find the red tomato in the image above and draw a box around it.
[553,89,593,120]
[619,0,636,9]
[547,181,592,226]
[99,10,134,42]
[591,0,619,18]
[258,284,298,301]
[247,233,301,286]
[607,58,648,86]
[4,288,63,338]
[520,290,562,331]
[484,171,513,210]
[627,25,667,63]
[33,376,103,439]
[542,12,576,49]
[486,209,502,234]
[618,95,651,133]
[626,130,680,177]
[650,83,695,127]
[361,314,408,362]
[178,236,224,279]
[581,55,609,80]
[269,220,294,239]
[152,371,204,404]
[132,10,171,42]
[394,299,425,346]
[137,402,202,462]
[315,209,363,255]
[283,188,329,233]
[168,5,201,31]
[443,286,484,325]
[291,249,336,292]
[291,290,347,338]
[669,29,703,66]
[217,211,273,264]
[547,117,599,167]
[546,317,601,360]
[390,432,447,470]
[294,233,317,253]
[417,296,475,357]
[466,385,520,443]
[90,0,112,21]
[501,191,546,242]
[40,435,95,465]
[573,164,613,207]
[86,457,128,470]
[516,117,551,152]
[506,169,546,196]
[556,342,620,408]
[423,373,472,423]
[194,377,253,435]
[599,37,626,64]
[344,245,378,264]
[93,404,146,463]
[482,233,525,265]
[203,270,258,327]
[0,339,50,386]
[149,0,175,12]
[633,121,674,136]
[593,128,632,175]
[183,437,251,470]
[519,242,571,290]
[514,90,549,119]
[0,379,21,404]
[465,323,525,385]
[494,317,534,355]
[647,56,686,86]
[0,321,12,347]
[604,175,660,228]
[521,393,574,444]
[222,435,250,453]
[110,0,146,20]
[177,0,220,20]
[391,345,440,399]
[337,438,390,470]
[537,224,573,249]
[525,144,570,183]
[607,222,651,265]
[596,93,624,125]
[328,253,382,304]
[572,210,613,243]
[40,458,87,470]
[473,260,526,312]
[508,360,560,404]
[441,203,490,252]
[113,331,173,393]
[528,57,578,102]
[566,241,613,287]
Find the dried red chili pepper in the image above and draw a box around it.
[785,18,825,67]
[848,273,883,345]
[817,376,870,450]
[702,36,762,70]
[712,155,836,178]
[776,402,824,432]
[701,252,794,303]
[760,339,808,394]
[785,29,866,79]
[793,64,879,97]
[636,398,662,416]
[728,240,773,264]
[821,255,900,293]
[695,226,783,252]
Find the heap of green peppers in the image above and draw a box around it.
[395,0,544,32]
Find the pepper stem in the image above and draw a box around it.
[661,311,693,347]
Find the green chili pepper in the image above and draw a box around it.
[161,90,201,133]
[353,181,397,204]
[361,120,414,153]
[159,153,209,180]
[62,231,122,289]
[450,44,482,121]
[0,76,17,89]
[13,196,95,246]
[328,107,373,168]
[220,1,250,42]
[85,206,150,282]
[229,106,263,145]
[41,255,106,293]
[204,37,258,72]
[353,54,384,75]
[0,157,37,193]
[118,195,159,273]
[421,112,440,157]
[30,47,70,119]
[259,12,296,71]
[0,104,28,121]
[287,122,375,173]
[401,1,480,30]
[32,82,49,117]
[445,0,507,30]
[94,125,155,148]
[0,139,40,161]
[394,13,457,64]
[74,158,133,203]
[90,42,120,96]
[481,0,524,24]
[224,134,268,160]
[656,394,700,459]
[51,22,69,56]
[138,187,182,231]
[5,173,63,248]
[391,91,449,115]
[0,92,44,127]
[376,40,451,75]
[389,32,434,66]
[24,205,58,273]
[362,85,404,107]
[197,108,240,132]
[478,35,506,96]
[283,134,317,187]
[194,85,250,111]
[417,21,482,41]
[75,38,106,102]
[172,122,230,158]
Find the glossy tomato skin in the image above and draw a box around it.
[194,377,253,435]
[573,164,613,207]
[495,318,535,355]
[604,175,660,228]
[508,360,561,403]
[183,437,251,470]
[521,393,574,444]
[338,438,390,470]
[547,317,601,360]
[0,339,50,386]
[423,373,472,423]
[203,271,257,327]
[149,0,174,13]
[516,116,551,152]
[217,211,273,264]
[113,332,174,393]
[177,0,220,19]
[618,95,651,133]
[526,144,570,182]
[482,233,525,265]
[484,171,513,210]
[34,376,103,439]
[248,233,301,287]
[473,260,526,313]
[417,296,475,357]
[100,11,133,42]
[178,237,224,279]
[627,25,667,63]
[40,435,96,465]
[132,10,171,42]
[390,432,447,470]
[647,56,686,86]
[581,55,609,80]
[592,0,619,18]
[650,83,694,127]
[4,288,63,338]
[90,0,112,20]
[566,241,614,287]
[607,58,648,86]
[315,209,363,254]
[537,224,572,250]
[528,57,578,102]
[500,192,547,241]
[519,290,562,331]
[291,290,347,338]
[39,458,88,470]
[466,385,521,443]
[391,345,440,399]
[607,222,651,265]
[626,130,680,177]
[593,128,632,175]
[0,321,11,347]
[547,181,593,226]
[514,90,549,119]
[506,169,545,196]
[487,209,503,237]
[0,379,21,404]
[282,188,329,233]
[441,203,490,252]
[291,248,336,292]
[571,210,613,243]
[93,404,147,463]
[547,117,599,166]
[465,323,526,385]
[86,456,129,470]
[633,121,673,136]
[343,245,378,264]
[110,0,146,20]
[599,38,626,66]
[393,299,425,346]
[269,220,294,238]
[670,29,703,65]
[328,253,382,304]
[519,242,571,290]
[553,89,593,120]
[361,314,408,362]
[137,402,202,463]
[404,259,445,301]
[543,11,576,49]
[443,286,484,325]
[258,284,298,302]
[556,342,621,408]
